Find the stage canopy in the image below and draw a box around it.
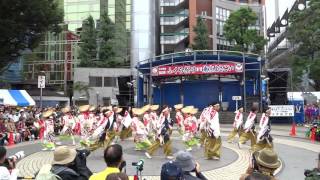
[0,89,36,106]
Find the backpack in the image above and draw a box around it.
[35,164,61,180]
[161,161,184,180]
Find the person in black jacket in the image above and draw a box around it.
[174,151,207,180]
[51,146,90,180]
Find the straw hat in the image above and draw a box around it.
[185,106,194,109]
[42,110,53,118]
[61,106,70,113]
[253,149,281,169]
[116,107,123,113]
[132,108,145,116]
[190,108,198,115]
[52,146,77,165]
[106,106,113,111]
[181,107,193,114]
[79,105,90,112]
[89,105,96,112]
[174,104,183,110]
[150,105,159,111]
[142,104,151,112]
[100,106,107,111]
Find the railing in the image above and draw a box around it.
[160,28,189,44]
[138,50,260,65]
[160,15,188,25]
[160,0,185,6]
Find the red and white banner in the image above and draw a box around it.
[151,63,243,76]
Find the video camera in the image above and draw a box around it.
[2,151,25,170]
[132,159,144,172]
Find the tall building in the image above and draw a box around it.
[64,0,100,32]
[159,0,265,54]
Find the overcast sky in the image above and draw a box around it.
[265,0,296,28]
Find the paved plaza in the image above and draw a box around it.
[10,125,320,180]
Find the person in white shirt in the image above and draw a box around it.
[204,103,222,160]
[0,146,18,180]
[238,106,258,149]
[227,107,244,143]
[253,108,273,152]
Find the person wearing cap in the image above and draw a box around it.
[130,108,151,151]
[198,105,212,147]
[174,104,184,135]
[173,151,207,180]
[239,106,258,149]
[42,109,56,151]
[253,108,273,152]
[240,148,281,180]
[182,107,199,151]
[227,107,244,143]
[204,103,222,160]
[51,146,83,180]
[60,106,77,145]
[145,105,173,159]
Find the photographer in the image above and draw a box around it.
[0,146,19,180]
[51,146,91,180]
[240,149,280,180]
[173,151,207,180]
[89,144,125,180]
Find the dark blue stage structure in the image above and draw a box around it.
[136,50,264,111]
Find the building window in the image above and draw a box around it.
[89,76,102,87]
[104,77,117,87]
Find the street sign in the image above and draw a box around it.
[232,96,242,101]
[269,105,294,117]
[38,76,45,88]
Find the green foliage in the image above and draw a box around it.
[73,81,91,98]
[287,0,320,90]
[79,16,98,67]
[192,17,209,50]
[223,7,266,53]
[287,0,320,59]
[0,0,63,70]
[98,13,116,64]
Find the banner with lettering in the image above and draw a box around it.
[151,63,243,76]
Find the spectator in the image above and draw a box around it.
[89,144,124,180]
[51,146,84,180]
[0,146,18,180]
[240,148,280,180]
[0,119,8,146]
[106,173,129,180]
[304,153,320,180]
[173,151,207,180]
[161,161,184,180]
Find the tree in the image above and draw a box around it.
[73,81,92,99]
[79,16,98,67]
[192,16,209,50]
[0,0,63,71]
[98,12,117,67]
[287,0,320,90]
[223,7,266,53]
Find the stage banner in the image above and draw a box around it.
[151,63,243,76]
[269,105,295,117]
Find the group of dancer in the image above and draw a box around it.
[38,102,274,159]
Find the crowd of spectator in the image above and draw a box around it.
[305,104,320,124]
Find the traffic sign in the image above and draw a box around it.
[232,96,242,101]
[38,76,45,88]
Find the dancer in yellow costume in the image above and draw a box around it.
[131,108,152,151]
[204,103,222,160]
[253,108,273,152]
[227,107,244,143]
[145,106,173,159]
[238,106,258,149]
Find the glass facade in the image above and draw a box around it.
[216,6,232,50]
[105,0,131,31]
[64,0,100,32]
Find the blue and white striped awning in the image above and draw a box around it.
[0,89,36,106]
